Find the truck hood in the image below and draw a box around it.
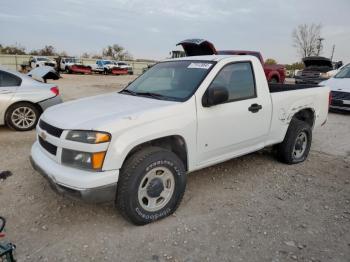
[177,39,217,56]
[41,92,178,130]
[303,56,333,69]
[321,78,350,92]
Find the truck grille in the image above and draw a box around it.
[301,71,320,78]
[39,136,57,155]
[39,120,63,138]
[331,91,350,100]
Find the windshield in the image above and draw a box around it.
[65,58,78,63]
[103,61,113,65]
[122,60,215,101]
[37,57,49,62]
[334,67,350,78]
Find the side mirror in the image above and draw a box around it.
[202,86,229,107]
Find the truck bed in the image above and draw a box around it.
[269,83,320,93]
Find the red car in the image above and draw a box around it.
[177,39,286,84]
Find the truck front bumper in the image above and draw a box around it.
[30,142,119,203]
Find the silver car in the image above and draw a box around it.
[0,66,62,131]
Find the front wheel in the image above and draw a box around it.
[6,102,40,131]
[276,119,312,164]
[116,147,187,225]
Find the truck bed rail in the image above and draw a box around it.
[269,83,321,93]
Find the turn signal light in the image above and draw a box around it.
[92,152,106,170]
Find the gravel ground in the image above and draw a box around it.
[0,74,349,262]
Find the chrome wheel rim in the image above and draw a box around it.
[293,131,307,159]
[138,166,175,212]
[11,106,36,129]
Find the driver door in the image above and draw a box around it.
[196,62,271,166]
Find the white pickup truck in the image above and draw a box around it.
[30,54,329,225]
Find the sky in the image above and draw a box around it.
[1,0,350,64]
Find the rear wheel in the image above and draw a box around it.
[269,77,278,83]
[65,66,72,74]
[116,147,187,225]
[6,102,40,131]
[276,119,312,164]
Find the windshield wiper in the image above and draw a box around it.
[121,89,174,100]
[120,89,137,96]
[135,92,171,100]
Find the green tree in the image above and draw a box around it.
[265,58,277,65]
[81,52,90,58]
[0,44,26,55]
[285,62,305,71]
[102,44,132,60]
[30,45,57,56]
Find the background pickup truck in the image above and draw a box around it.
[30,54,329,225]
[177,39,286,83]
[56,57,92,74]
[29,56,57,69]
[295,56,333,84]
[89,60,115,74]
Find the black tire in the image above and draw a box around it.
[116,146,187,225]
[6,102,40,131]
[269,77,278,83]
[276,119,312,164]
[104,69,109,75]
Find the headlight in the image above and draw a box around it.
[320,72,329,78]
[62,149,106,170]
[66,130,111,144]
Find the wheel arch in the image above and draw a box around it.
[4,100,43,124]
[122,135,189,171]
[268,72,280,82]
[290,107,315,128]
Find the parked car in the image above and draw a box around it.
[320,66,350,111]
[295,56,333,84]
[326,62,349,79]
[57,57,92,74]
[0,66,62,131]
[30,51,329,225]
[90,60,115,74]
[113,61,133,75]
[29,56,57,69]
[177,39,286,83]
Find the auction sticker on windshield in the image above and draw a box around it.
[188,63,212,69]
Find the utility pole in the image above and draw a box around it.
[316,38,324,56]
[330,44,335,61]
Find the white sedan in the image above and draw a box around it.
[0,66,62,131]
[320,66,350,111]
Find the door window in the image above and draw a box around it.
[209,62,256,102]
[0,70,22,87]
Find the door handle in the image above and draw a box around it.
[248,103,262,113]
